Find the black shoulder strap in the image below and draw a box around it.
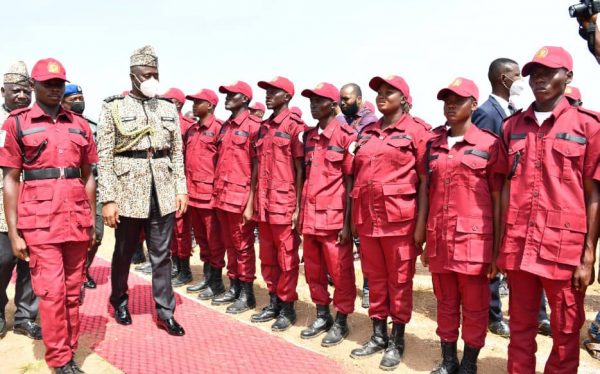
[15,115,47,164]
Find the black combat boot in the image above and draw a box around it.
[251,293,281,323]
[350,318,388,358]
[211,278,240,305]
[197,267,225,300]
[187,262,212,293]
[379,323,405,370]
[458,344,480,374]
[431,341,459,374]
[300,304,333,339]
[322,312,349,347]
[170,257,180,278]
[271,301,296,332]
[226,281,256,314]
[172,258,193,286]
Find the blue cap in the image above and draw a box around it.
[64,83,83,97]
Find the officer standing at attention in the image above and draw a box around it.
[298,82,357,346]
[0,61,41,341]
[251,77,305,330]
[97,46,188,336]
[210,81,261,310]
[61,83,103,291]
[0,58,97,373]
[498,46,600,374]
[162,87,194,287]
[349,75,432,371]
[183,89,226,301]
[422,78,505,374]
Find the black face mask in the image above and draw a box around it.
[341,101,359,116]
[69,101,85,114]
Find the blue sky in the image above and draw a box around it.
[2,0,597,125]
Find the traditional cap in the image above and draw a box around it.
[257,76,295,96]
[130,45,158,68]
[186,89,219,106]
[564,86,582,101]
[369,75,410,99]
[3,61,29,85]
[64,84,83,97]
[290,106,303,116]
[364,101,375,113]
[437,77,479,101]
[219,80,253,100]
[31,58,67,81]
[301,82,340,102]
[162,87,186,104]
[522,46,573,77]
[249,102,266,112]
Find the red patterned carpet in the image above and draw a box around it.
[79,258,346,374]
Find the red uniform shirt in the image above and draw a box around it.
[423,125,506,275]
[300,119,356,236]
[254,109,305,224]
[352,114,432,239]
[498,98,600,280]
[0,104,98,245]
[184,115,223,209]
[213,109,260,214]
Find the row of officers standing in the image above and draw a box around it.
[0,44,599,374]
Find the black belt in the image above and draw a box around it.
[116,149,170,159]
[23,167,81,181]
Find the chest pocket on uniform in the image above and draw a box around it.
[20,127,48,164]
[272,131,292,161]
[507,135,526,179]
[232,130,249,145]
[458,149,489,189]
[325,145,344,175]
[551,133,586,181]
[68,128,89,147]
[387,134,413,164]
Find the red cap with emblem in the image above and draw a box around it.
[162,88,186,105]
[31,58,67,81]
[301,82,339,102]
[564,86,581,101]
[369,75,410,100]
[437,77,479,101]
[257,76,295,96]
[219,81,253,100]
[249,102,266,112]
[522,46,573,77]
[187,89,219,106]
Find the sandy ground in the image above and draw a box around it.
[1,226,600,373]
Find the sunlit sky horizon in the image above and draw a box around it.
[2,1,598,126]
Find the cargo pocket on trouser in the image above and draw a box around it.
[28,254,47,298]
[279,232,299,272]
[560,287,585,334]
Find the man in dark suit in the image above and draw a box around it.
[473,58,552,338]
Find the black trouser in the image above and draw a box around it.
[488,274,548,323]
[0,232,38,322]
[109,189,176,320]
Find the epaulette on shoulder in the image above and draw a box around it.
[103,94,125,103]
[9,107,30,116]
[576,106,600,122]
[289,112,304,124]
[339,122,355,135]
[503,109,523,122]
[479,127,500,139]
[248,114,263,122]
[65,109,85,119]
[84,116,97,126]
[412,116,432,130]
[432,125,446,134]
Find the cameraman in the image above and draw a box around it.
[573,1,600,59]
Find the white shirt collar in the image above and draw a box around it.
[490,94,511,116]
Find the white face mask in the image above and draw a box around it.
[509,78,527,97]
[133,75,160,98]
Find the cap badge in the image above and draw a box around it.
[315,83,324,89]
[48,62,60,73]
[451,78,462,87]
[536,48,549,59]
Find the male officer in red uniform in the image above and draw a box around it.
[498,46,600,374]
[298,82,356,346]
[211,81,261,312]
[182,89,226,300]
[162,87,194,287]
[0,58,97,373]
[249,76,305,331]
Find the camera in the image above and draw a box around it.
[569,0,600,18]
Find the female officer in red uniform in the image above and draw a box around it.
[421,78,505,374]
[0,58,97,373]
[349,75,431,371]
